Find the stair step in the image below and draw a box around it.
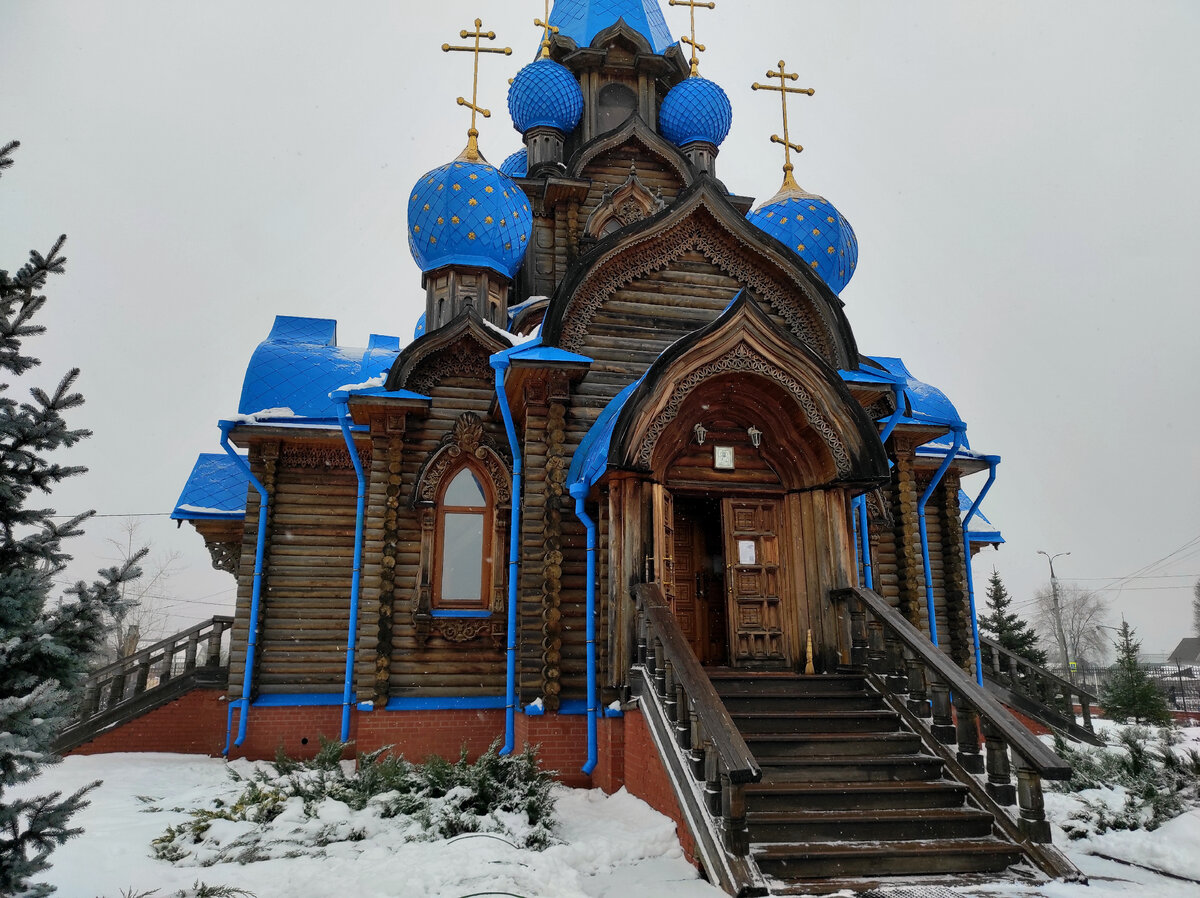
[745,780,970,812]
[753,838,1025,879]
[748,807,996,842]
[744,731,923,758]
[708,672,867,695]
[719,691,885,712]
[731,709,900,734]
[757,753,945,783]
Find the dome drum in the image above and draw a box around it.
[524,125,568,176]
[422,266,512,333]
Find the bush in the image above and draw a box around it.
[152,739,556,866]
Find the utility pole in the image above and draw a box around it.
[1039,550,1073,683]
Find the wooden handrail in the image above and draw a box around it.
[980,635,1097,704]
[86,616,233,681]
[634,583,760,784]
[834,587,1069,778]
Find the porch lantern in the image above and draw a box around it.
[748,425,762,448]
[693,422,707,445]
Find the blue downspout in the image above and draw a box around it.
[492,358,522,756]
[337,400,367,741]
[917,428,963,646]
[961,458,999,685]
[571,482,598,776]
[219,421,269,751]
[858,385,906,590]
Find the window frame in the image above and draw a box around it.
[431,463,494,611]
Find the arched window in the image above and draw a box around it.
[434,466,493,608]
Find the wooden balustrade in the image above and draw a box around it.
[631,583,765,896]
[75,616,234,724]
[979,635,1097,736]
[832,587,1071,844]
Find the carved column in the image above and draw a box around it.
[938,472,973,674]
[374,434,404,707]
[890,436,926,628]
[541,393,568,712]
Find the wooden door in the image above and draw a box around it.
[723,498,790,668]
[652,483,676,610]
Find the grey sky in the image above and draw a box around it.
[3,1,1197,654]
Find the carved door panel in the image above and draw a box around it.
[671,516,709,662]
[652,483,676,614]
[723,498,790,669]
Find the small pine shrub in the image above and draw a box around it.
[152,739,556,865]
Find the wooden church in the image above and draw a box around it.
[80,1,1087,893]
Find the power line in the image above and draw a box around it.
[48,513,172,519]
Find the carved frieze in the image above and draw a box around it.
[206,541,240,577]
[412,413,512,507]
[408,342,493,395]
[280,444,370,470]
[585,164,666,239]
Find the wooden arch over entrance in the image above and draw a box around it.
[607,294,888,673]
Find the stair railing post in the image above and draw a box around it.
[867,618,887,674]
[688,706,706,781]
[719,772,750,857]
[847,590,868,670]
[184,633,199,672]
[663,658,678,723]
[636,602,649,668]
[981,720,1016,805]
[80,682,100,722]
[906,653,931,718]
[674,681,691,749]
[1079,693,1094,734]
[884,631,908,694]
[653,636,667,698]
[107,670,126,708]
[1013,753,1052,843]
[134,659,151,696]
[206,621,224,667]
[953,693,984,773]
[703,744,721,816]
[158,647,174,684]
[930,679,956,744]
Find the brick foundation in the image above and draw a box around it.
[69,688,228,756]
[622,708,697,863]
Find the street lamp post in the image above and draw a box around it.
[1039,550,1073,684]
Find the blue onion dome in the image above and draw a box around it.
[500,148,528,178]
[414,312,427,339]
[508,59,584,134]
[747,181,858,294]
[408,151,533,280]
[659,76,733,148]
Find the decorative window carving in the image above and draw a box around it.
[433,467,492,609]
[584,164,666,240]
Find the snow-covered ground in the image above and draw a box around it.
[17,731,1200,898]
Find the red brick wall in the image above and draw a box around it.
[356,709,507,762]
[622,708,696,863]
[69,688,228,756]
[226,705,344,761]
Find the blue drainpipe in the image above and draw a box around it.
[570,482,598,776]
[961,457,999,685]
[219,420,269,751]
[917,428,964,646]
[491,357,522,756]
[858,385,906,590]
[336,399,367,742]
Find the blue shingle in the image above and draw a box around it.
[549,0,675,54]
[172,453,250,520]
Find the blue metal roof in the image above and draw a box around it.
[960,489,1004,544]
[568,379,641,488]
[509,59,584,134]
[172,453,250,520]
[659,76,733,148]
[408,154,533,279]
[500,148,528,178]
[238,316,401,421]
[550,0,675,54]
[860,357,966,430]
[748,186,858,294]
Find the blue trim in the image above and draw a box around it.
[491,357,522,757]
[962,457,1001,686]
[219,420,269,751]
[253,693,344,708]
[430,609,492,619]
[374,696,506,711]
[571,482,598,775]
[918,428,964,646]
[523,702,545,716]
[337,401,367,742]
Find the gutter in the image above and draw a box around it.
[570,482,599,775]
[856,384,906,590]
[961,456,1000,685]
[335,397,368,742]
[917,428,964,646]
[491,357,523,756]
[218,420,269,751]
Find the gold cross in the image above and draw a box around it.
[752,60,815,190]
[669,0,716,77]
[443,18,512,161]
[535,0,559,59]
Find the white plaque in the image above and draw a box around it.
[714,445,735,470]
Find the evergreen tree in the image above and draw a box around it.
[978,568,1047,666]
[1101,620,1172,726]
[0,140,144,897]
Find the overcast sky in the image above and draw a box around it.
[3,1,1198,655]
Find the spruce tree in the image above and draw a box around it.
[1102,620,1172,726]
[978,568,1047,666]
[0,140,145,897]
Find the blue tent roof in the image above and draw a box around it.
[842,356,965,431]
[550,0,675,55]
[238,317,401,422]
[960,489,1004,544]
[172,453,250,520]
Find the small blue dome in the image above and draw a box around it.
[508,59,584,134]
[500,148,528,178]
[414,312,427,339]
[408,153,533,280]
[659,77,733,148]
[747,185,858,294]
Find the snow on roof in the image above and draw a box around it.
[171,453,250,520]
[959,489,1004,544]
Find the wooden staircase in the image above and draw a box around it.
[711,670,1025,893]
